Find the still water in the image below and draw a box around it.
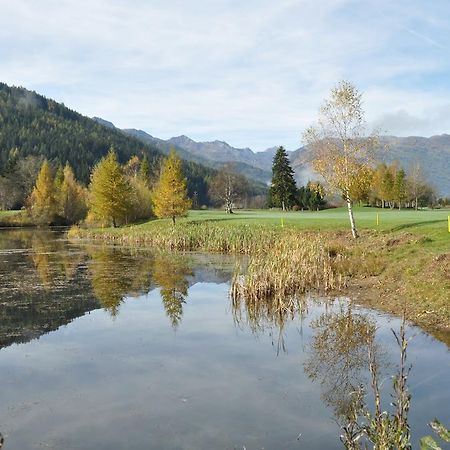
[0,229,449,449]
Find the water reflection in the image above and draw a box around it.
[0,230,449,450]
[0,230,236,346]
[231,287,308,354]
[0,230,98,349]
[153,253,193,329]
[304,305,380,424]
[30,232,83,287]
[86,245,154,317]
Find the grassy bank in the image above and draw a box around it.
[69,207,450,340]
[0,210,35,227]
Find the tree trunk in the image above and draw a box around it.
[172,216,176,225]
[112,217,116,228]
[282,200,285,212]
[346,196,358,239]
[415,196,418,211]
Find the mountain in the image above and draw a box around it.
[124,127,450,195]
[118,128,272,184]
[289,136,450,196]
[377,135,450,196]
[123,124,450,196]
[131,129,450,196]
[0,82,217,205]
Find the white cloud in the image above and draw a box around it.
[1,0,450,150]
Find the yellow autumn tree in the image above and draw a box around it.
[59,163,87,224]
[30,159,57,225]
[89,150,132,227]
[152,149,191,224]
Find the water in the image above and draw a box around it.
[0,229,449,449]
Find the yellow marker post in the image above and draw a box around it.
[281,217,284,228]
[376,213,379,227]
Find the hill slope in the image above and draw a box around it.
[0,83,217,205]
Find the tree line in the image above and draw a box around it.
[27,147,267,226]
[0,82,216,208]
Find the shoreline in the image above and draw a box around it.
[68,217,450,344]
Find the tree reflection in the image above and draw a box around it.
[152,254,193,329]
[304,304,379,424]
[30,232,83,288]
[86,245,154,317]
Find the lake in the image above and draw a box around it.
[0,229,449,449]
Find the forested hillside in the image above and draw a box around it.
[0,83,218,206]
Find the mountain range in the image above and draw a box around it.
[0,80,447,198]
[96,120,450,196]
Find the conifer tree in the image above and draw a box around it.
[59,164,87,224]
[152,149,191,224]
[269,146,297,211]
[89,150,132,227]
[30,160,57,225]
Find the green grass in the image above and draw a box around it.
[187,207,449,231]
[0,210,34,227]
[128,207,450,251]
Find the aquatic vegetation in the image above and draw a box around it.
[69,221,281,254]
[231,232,347,303]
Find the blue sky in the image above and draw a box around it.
[1,0,450,151]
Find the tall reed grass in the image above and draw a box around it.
[69,221,281,254]
[231,231,347,303]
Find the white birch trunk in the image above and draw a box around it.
[346,196,358,239]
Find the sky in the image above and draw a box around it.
[1,0,450,151]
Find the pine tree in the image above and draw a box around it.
[269,146,297,211]
[89,150,132,227]
[152,149,191,224]
[59,164,87,224]
[30,160,57,225]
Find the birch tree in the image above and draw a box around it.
[208,167,249,213]
[304,81,378,238]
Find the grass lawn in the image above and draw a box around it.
[0,210,22,218]
[186,206,449,232]
[0,209,34,227]
[129,206,450,252]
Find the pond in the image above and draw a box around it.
[0,229,449,449]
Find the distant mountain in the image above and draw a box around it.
[289,136,450,196]
[122,128,273,184]
[91,116,450,195]
[124,127,450,195]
